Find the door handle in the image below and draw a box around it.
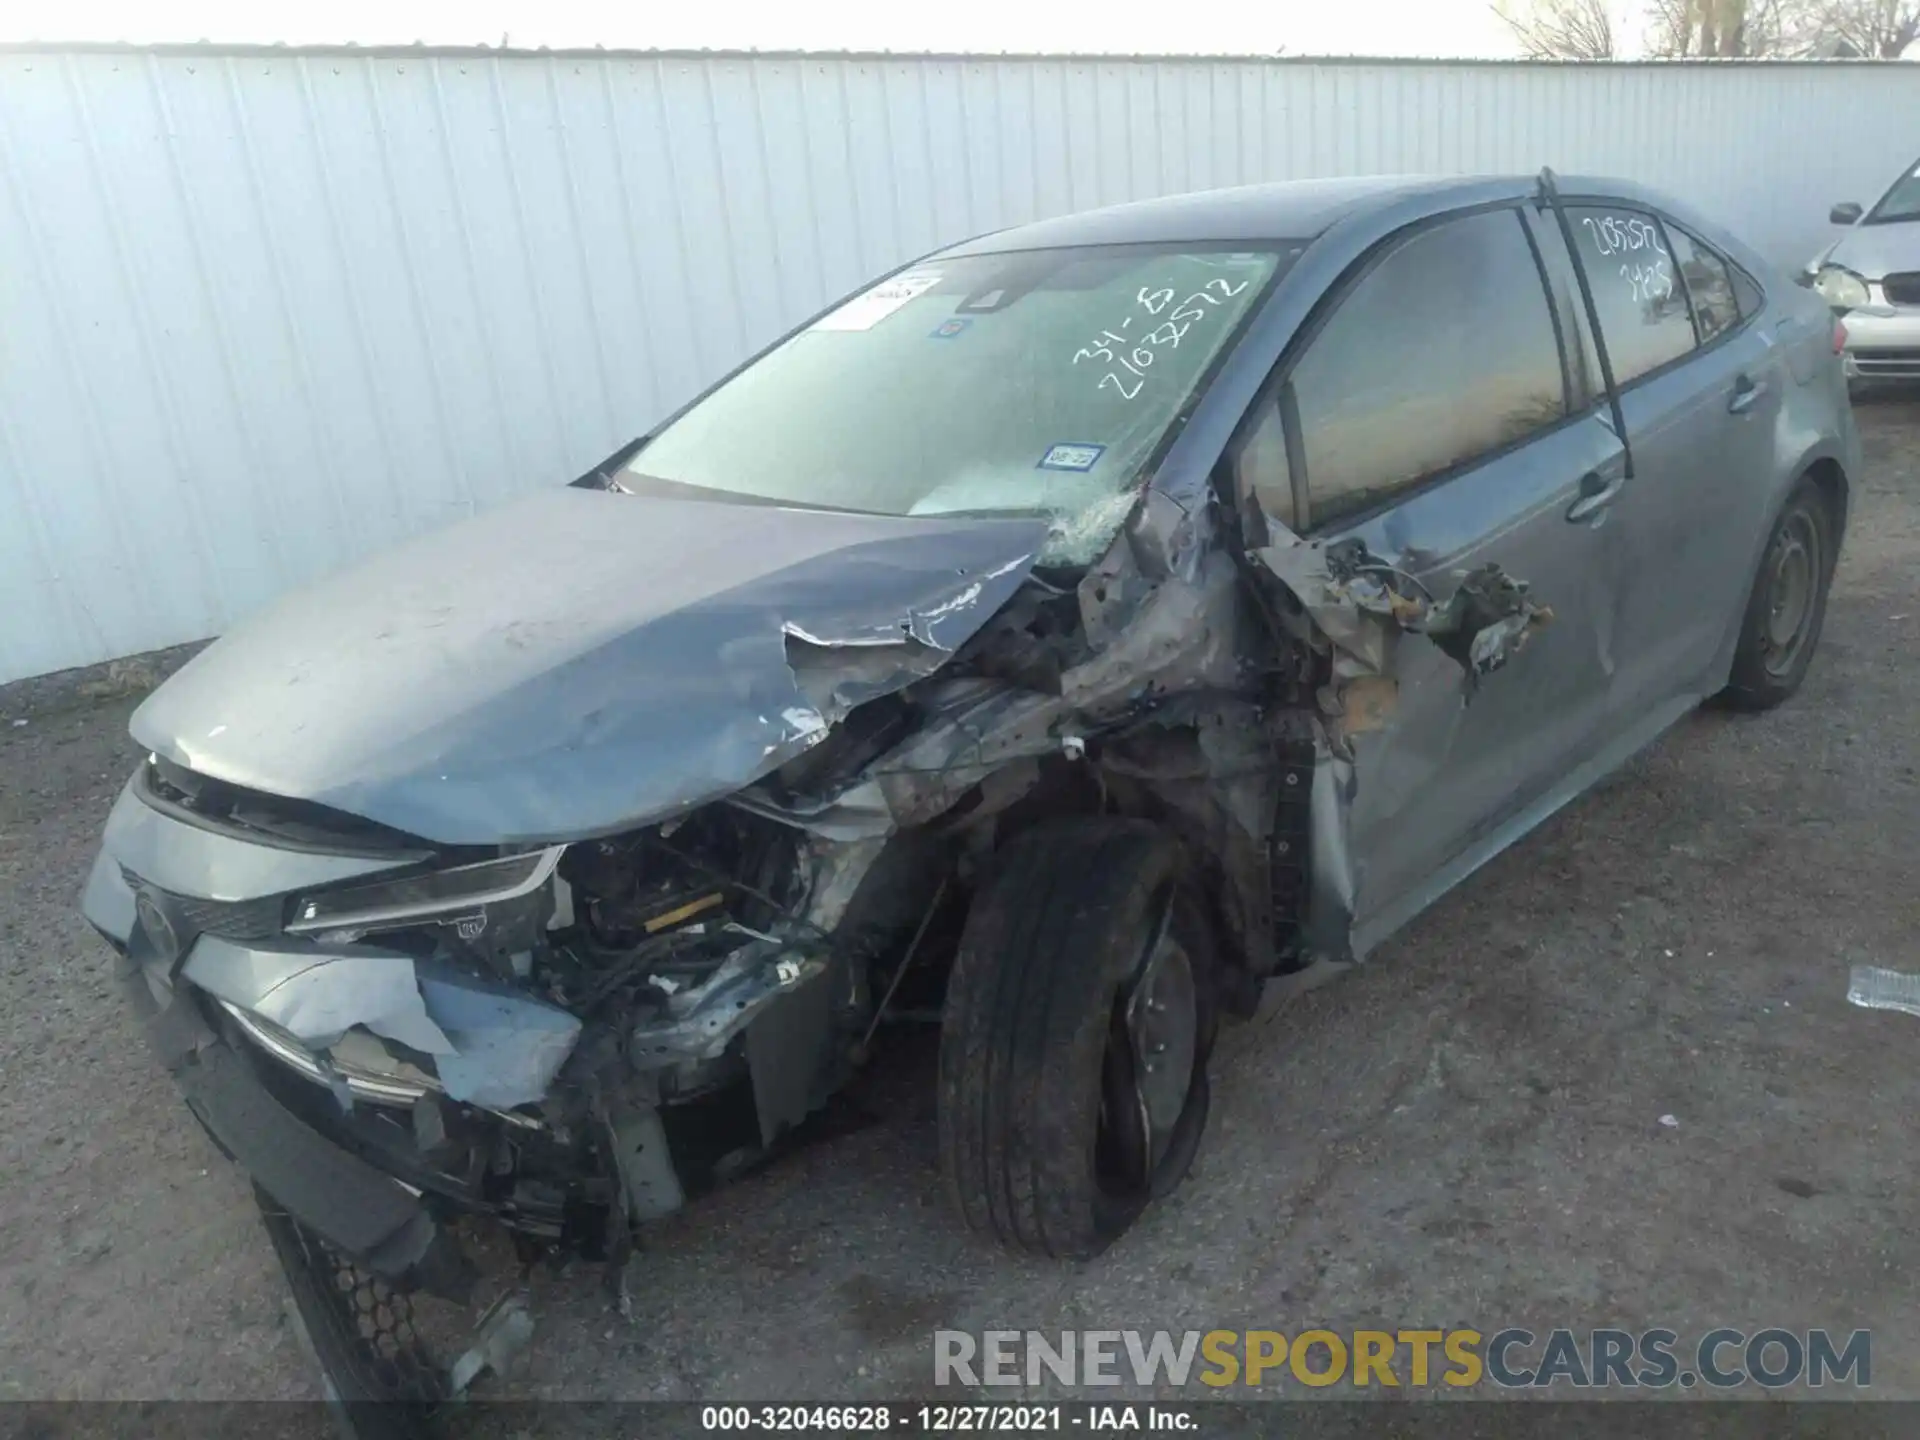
[1565,469,1623,524]
[1728,374,1769,415]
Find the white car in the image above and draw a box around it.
[1809,157,1920,380]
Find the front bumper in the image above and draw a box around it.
[1839,306,1920,378]
[116,947,477,1297]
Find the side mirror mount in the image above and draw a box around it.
[1831,201,1865,226]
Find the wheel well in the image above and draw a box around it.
[1804,457,1849,536]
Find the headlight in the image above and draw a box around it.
[1813,265,1871,310]
[288,845,564,939]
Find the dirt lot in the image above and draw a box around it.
[3,397,1919,1409]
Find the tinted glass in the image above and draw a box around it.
[1235,397,1297,531]
[1290,209,1567,529]
[1525,210,1604,410]
[1566,206,1695,383]
[1668,226,1739,343]
[1732,264,1764,320]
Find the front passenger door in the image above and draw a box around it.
[1245,206,1626,952]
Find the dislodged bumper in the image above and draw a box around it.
[184,939,583,1111]
[114,944,473,1298]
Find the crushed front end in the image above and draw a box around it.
[83,752,945,1436]
[84,751,896,1283]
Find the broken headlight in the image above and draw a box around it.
[287,846,565,942]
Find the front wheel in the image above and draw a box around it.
[1719,476,1836,711]
[937,819,1217,1260]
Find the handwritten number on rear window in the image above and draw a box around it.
[1580,214,1664,258]
[1621,258,1675,304]
[1074,275,1252,402]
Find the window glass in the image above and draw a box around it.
[1290,209,1567,529]
[1731,264,1764,320]
[626,245,1291,566]
[1668,226,1740,343]
[1867,158,1920,225]
[1234,397,1296,531]
[1525,210,1604,410]
[1565,206,1696,383]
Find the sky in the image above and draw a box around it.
[0,0,1527,58]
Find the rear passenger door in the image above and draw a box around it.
[1238,205,1627,950]
[1557,203,1786,724]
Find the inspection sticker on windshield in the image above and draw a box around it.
[812,271,943,332]
[929,317,972,340]
[1038,443,1105,472]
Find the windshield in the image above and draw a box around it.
[621,244,1293,564]
[1867,158,1920,225]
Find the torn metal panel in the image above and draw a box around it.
[1254,537,1552,698]
[1418,563,1555,691]
[181,937,583,1109]
[796,834,890,928]
[413,962,584,1110]
[131,489,1047,846]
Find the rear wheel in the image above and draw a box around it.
[937,819,1217,1260]
[1719,476,1835,711]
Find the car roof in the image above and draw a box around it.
[937,172,1674,255]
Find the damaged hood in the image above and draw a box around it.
[134,488,1047,844]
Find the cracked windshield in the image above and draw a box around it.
[624,244,1292,563]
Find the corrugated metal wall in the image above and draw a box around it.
[4,46,1918,682]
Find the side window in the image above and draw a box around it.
[1731,263,1764,320]
[1290,208,1568,529]
[1525,209,1605,410]
[1234,397,1297,531]
[1666,226,1740,343]
[1564,206,1695,384]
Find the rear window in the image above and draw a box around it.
[1667,226,1740,343]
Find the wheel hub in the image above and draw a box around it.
[1763,511,1819,677]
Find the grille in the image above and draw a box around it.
[123,870,285,941]
[1852,348,1920,377]
[1881,273,1920,306]
[174,892,285,940]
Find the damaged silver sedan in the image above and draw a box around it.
[82,170,1856,1409]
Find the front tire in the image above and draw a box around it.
[937,819,1217,1260]
[1719,476,1836,711]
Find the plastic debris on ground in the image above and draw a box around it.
[1847,965,1920,1020]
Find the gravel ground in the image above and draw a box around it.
[3,397,1918,1409]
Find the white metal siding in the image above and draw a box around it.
[4,48,1916,681]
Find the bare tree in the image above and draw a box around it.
[1645,0,1791,54]
[1795,0,1920,55]
[1494,0,1619,56]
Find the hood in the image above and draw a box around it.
[1819,218,1920,279]
[133,488,1047,844]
